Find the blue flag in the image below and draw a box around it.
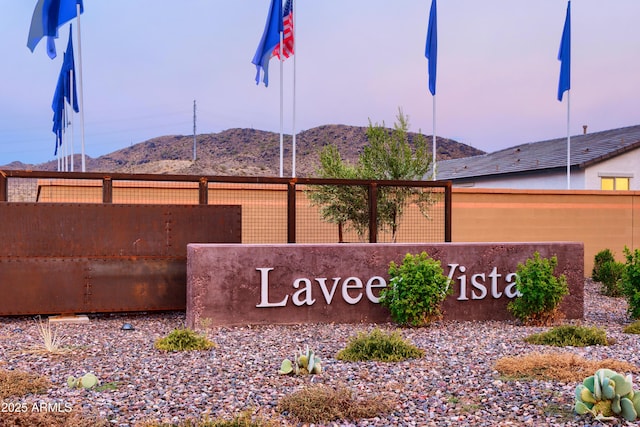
[251,0,283,87]
[27,0,84,59]
[557,1,571,102]
[425,0,438,96]
[52,26,78,154]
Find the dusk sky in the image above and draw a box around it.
[1,1,639,166]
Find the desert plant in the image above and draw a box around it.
[623,320,640,334]
[335,328,424,362]
[279,345,321,375]
[277,384,393,424]
[67,373,99,389]
[574,368,640,421]
[593,249,616,282]
[621,246,640,319]
[598,260,625,297]
[33,315,66,353]
[154,328,215,352]
[379,252,452,327]
[524,325,609,347]
[507,252,569,325]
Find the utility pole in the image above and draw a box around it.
[193,100,197,161]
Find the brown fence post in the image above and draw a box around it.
[287,180,296,243]
[444,181,452,242]
[368,182,377,243]
[199,177,208,205]
[102,177,113,203]
[0,171,6,202]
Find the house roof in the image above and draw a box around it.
[437,124,640,180]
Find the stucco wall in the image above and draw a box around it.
[452,188,639,273]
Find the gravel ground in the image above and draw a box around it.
[0,280,638,427]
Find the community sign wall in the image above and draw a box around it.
[186,242,583,327]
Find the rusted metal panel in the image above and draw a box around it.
[0,203,240,257]
[0,258,87,315]
[0,203,240,315]
[0,258,186,315]
[85,258,186,312]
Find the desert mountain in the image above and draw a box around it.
[4,125,484,177]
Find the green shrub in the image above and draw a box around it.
[379,252,452,327]
[154,328,215,352]
[623,320,640,334]
[524,325,609,347]
[592,249,616,282]
[598,260,625,297]
[507,252,569,325]
[621,247,640,319]
[335,328,425,362]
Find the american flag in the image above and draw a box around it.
[272,0,294,59]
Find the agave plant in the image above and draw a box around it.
[575,368,640,421]
[67,373,99,389]
[278,345,322,375]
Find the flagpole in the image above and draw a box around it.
[432,94,436,180]
[62,106,67,171]
[425,0,437,180]
[291,0,297,178]
[69,68,75,172]
[566,91,571,189]
[75,2,86,172]
[278,32,284,177]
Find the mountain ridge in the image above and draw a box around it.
[2,124,484,176]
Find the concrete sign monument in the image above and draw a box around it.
[186,242,583,327]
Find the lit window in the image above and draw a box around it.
[601,178,614,190]
[616,177,630,190]
[601,177,630,190]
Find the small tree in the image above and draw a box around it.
[359,109,435,242]
[307,145,368,242]
[311,108,436,242]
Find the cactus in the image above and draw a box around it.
[575,369,639,421]
[67,373,99,389]
[278,345,322,376]
[278,358,293,375]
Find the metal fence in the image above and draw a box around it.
[0,170,451,243]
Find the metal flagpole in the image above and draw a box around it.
[432,95,436,180]
[62,106,67,171]
[278,53,283,177]
[69,68,75,172]
[566,91,571,189]
[75,2,86,172]
[291,0,297,177]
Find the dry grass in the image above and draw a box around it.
[494,352,638,382]
[26,316,74,355]
[0,369,51,398]
[277,384,395,424]
[137,410,282,426]
[0,411,110,427]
